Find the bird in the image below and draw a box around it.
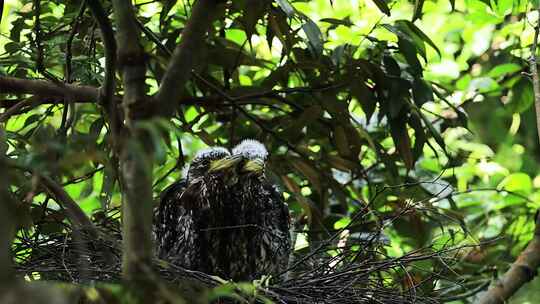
[153,140,291,281]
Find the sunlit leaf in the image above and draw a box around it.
[487,63,522,78]
[371,0,391,16]
[498,173,532,194]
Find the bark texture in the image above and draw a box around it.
[111,0,154,294]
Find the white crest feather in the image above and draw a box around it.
[193,146,230,161]
[232,139,268,160]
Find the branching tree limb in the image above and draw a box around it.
[477,10,540,303]
[155,0,224,117]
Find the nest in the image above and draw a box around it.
[12,201,473,304]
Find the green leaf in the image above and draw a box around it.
[22,114,41,130]
[89,118,104,141]
[390,119,414,170]
[416,110,446,153]
[4,42,20,54]
[486,63,522,78]
[409,113,426,161]
[507,77,533,114]
[275,0,295,17]
[412,0,425,21]
[371,0,391,16]
[412,78,433,106]
[498,173,532,194]
[160,0,176,25]
[79,180,94,199]
[320,17,353,27]
[398,38,422,75]
[351,80,376,121]
[300,15,324,57]
[334,217,351,229]
[382,54,401,76]
[396,20,441,57]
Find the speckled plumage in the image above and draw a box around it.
[153,143,291,281]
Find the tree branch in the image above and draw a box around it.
[477,13,540,303]
[38,174,97,236]
[477,212,540,304]
[155,0,224,117]
[87,0,116,106]
[0,96,40,122]
[65,0,86,83]
[86,0,121,137]
[0,76,99,102]
[111,0,154,289]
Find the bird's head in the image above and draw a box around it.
[232,139,268,177]
[187,147,236,180]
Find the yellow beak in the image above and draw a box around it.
[242,158,265,174]
[208,155,243,172]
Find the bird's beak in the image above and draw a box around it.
[208,154,243,173]
[242,158,265,174]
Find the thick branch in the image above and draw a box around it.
[155,0,223,117]
[477,212,540,304]
[111,0,154,289]
[0,76,99,102]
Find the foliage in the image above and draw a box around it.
[1,0,540,302]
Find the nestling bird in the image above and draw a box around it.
[153,140,291,281]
